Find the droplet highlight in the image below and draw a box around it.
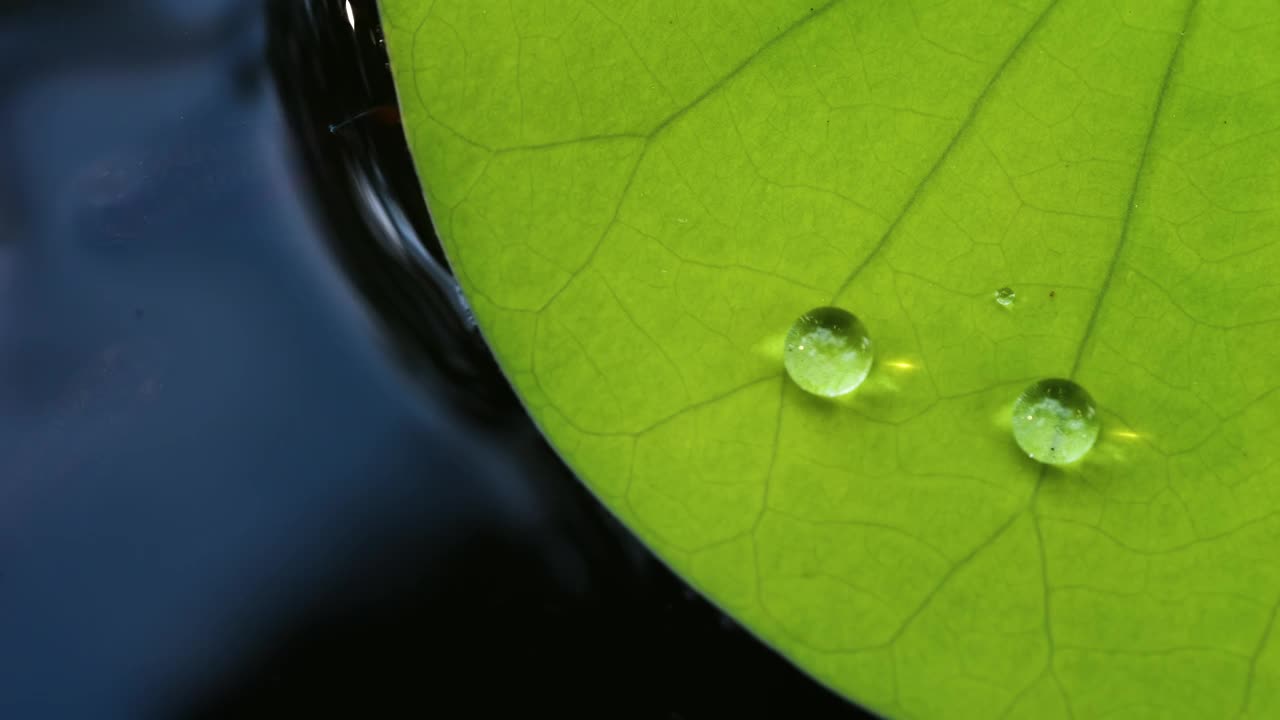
[783,307,873,398]
[994,287,1016,307]
[1011,378,1100,465]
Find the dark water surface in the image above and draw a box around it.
[0,1,865,717]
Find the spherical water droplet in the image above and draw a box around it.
[1011,378,1100,465]
[783,307,873,398]
[994,287,1016,307]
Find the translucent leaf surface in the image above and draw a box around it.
[382,0,1280,716]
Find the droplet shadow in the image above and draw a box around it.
[781,360,905,419]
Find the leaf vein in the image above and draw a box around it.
[829,0,1063,302]
[1068,0,1202,377]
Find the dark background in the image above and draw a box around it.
[0,1,871,717]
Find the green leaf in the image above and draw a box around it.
[381,0,1280,716]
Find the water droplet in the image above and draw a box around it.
[1011,378,1100,465]
[783,307,873,398]
[994,287,1016,307]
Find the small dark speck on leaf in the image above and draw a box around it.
[1049,290,1056,299]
